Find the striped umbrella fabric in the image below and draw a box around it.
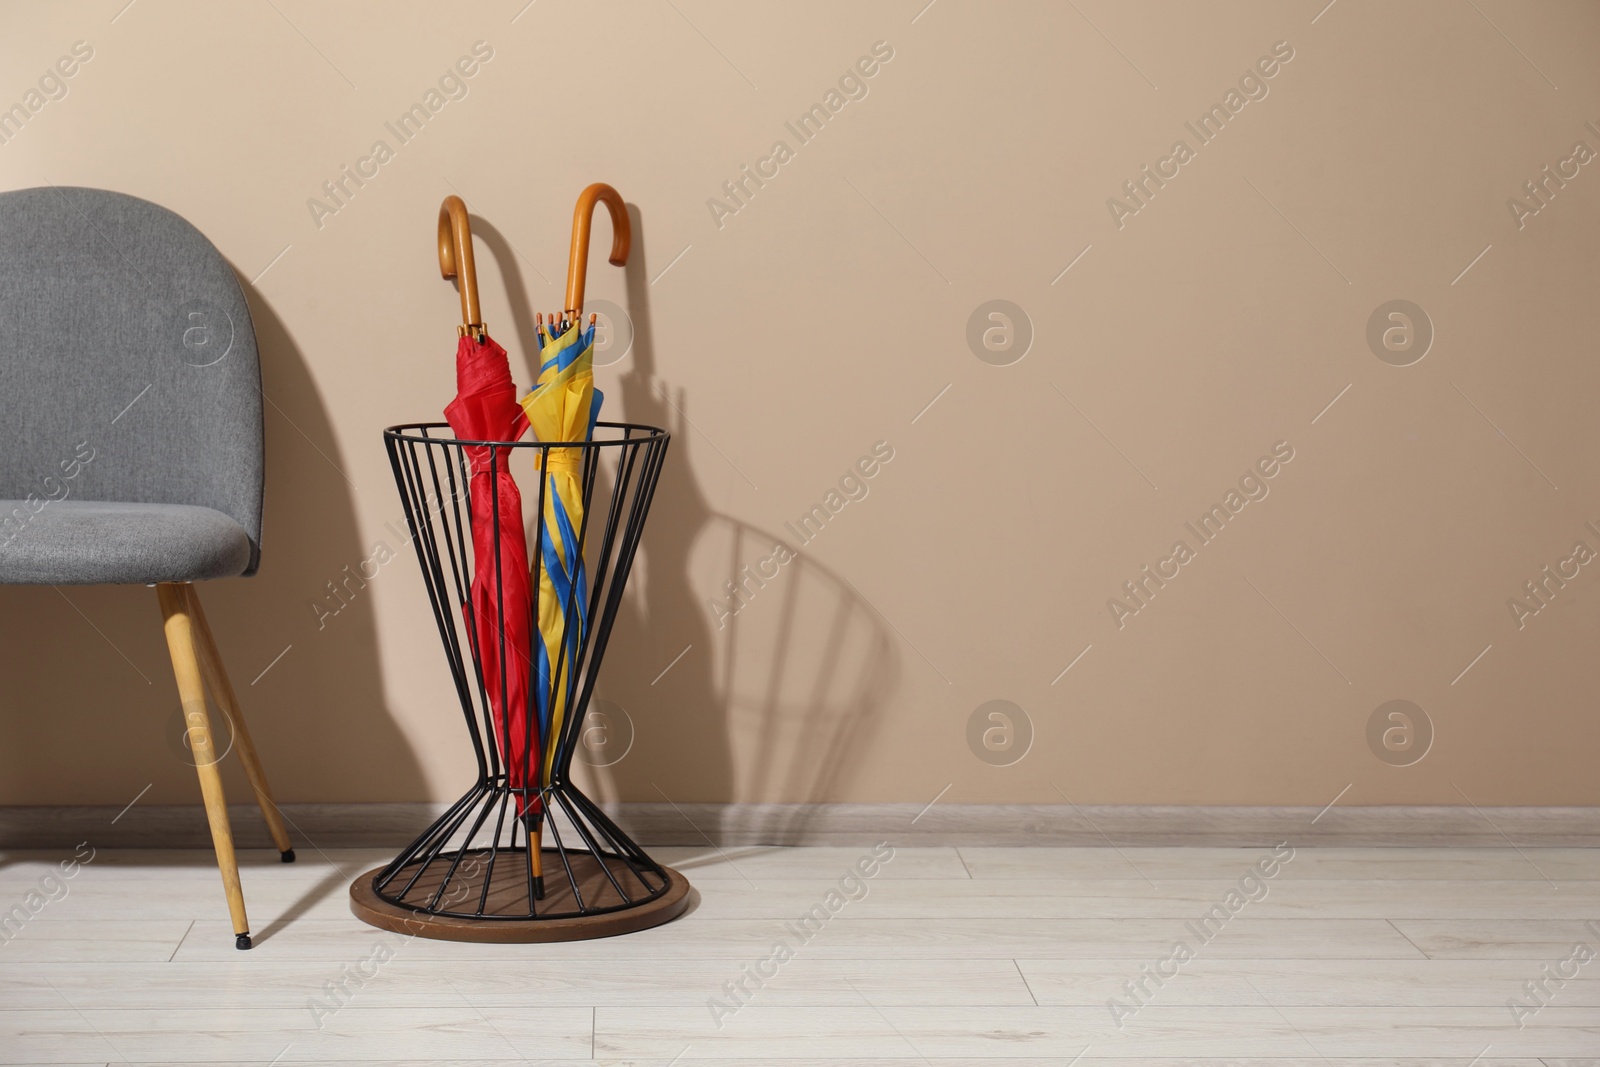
[519,317,602,787]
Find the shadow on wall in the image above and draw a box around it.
[0,277,427,810]
[469,217,542,373]
[0,201,892,819]
[561,206,901,829]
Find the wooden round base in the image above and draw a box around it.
[349,857,692,944]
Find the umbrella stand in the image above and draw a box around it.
[350,420,688,942]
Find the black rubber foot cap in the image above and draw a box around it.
[280,849,296,863]
[235,933,253,950]
[532,876,545,900]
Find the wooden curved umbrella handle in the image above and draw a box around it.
[564,183,630,316]
[438,195,485,340]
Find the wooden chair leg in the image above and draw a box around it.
[182,583,295,862]
[156,582,252,950]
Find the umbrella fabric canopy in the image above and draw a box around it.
[520,319,601,784]
[438,197,540,818]
[444,335,539,815]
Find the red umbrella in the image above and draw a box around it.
[438,196,540,820]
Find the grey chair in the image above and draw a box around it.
[0,186,293,950]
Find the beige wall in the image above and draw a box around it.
[2,0,1598,809]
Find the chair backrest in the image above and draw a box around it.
[0,187,263,573]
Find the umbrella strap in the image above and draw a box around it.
[536,449,582,474]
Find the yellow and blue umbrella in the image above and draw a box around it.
[520,315,601,782]
[521,183,630,789]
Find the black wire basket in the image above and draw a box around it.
[351,421,689,941]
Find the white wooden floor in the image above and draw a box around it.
[1,844,1597,1064]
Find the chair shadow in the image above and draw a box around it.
[0,846,347,944]
[252,864,349,945]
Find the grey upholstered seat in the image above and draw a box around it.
[0,187,263,583]
[0,500,251,584]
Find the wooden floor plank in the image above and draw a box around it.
[957,846,1600,882]
[1388,918,1600,958]
[0,1006,592,1063]
[1018,957,1600,1006]
[0,958,1037,1010]
[0,919,190,962]
[0,1061,1556,1067]
[166,916,1424,961]
[591,1004,1600,1058]
[650,846,966,880]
